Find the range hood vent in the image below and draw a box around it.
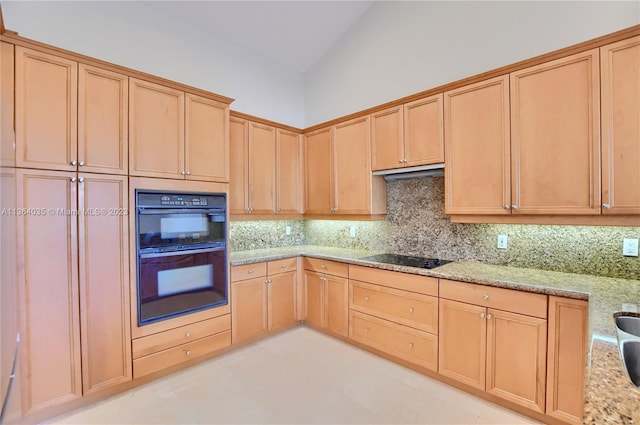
[373,163,444,181]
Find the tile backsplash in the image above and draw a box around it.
[230,176,640,280]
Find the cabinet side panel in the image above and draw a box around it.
[546,296,588,425]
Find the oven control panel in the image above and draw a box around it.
[159,195,208,207]
[136,191,226,209]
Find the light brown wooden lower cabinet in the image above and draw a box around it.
[303,258,349,337]
[132,314,231,379]
[231,258,298,344]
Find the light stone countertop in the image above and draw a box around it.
[230,245,640,424]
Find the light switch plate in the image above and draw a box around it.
[497,234,508,249]
[349,226,356,238]
[285,226,291,236]
[623,238,639,256]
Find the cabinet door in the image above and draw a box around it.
[325,275,348,337]
[304,270,324,328]
[546,297,588,425]
[445,75,511,215]
[229,117,249,214]
[268,270,297,332]
[78,174,131,394]
[16,169,82,414]
[304,127,333,214]
[1,42,15,167]
[129,78,184,179]
[333,116,372,214]
[371,106,404,171]
[486,309,547,413]
[601,36,640,215]
[231,277,268,344]
[510,50,600,215]
[78,64,128,174]
[185,94,229,182]
[15,47,77,171]
[248,122,276,214]
[276,129,303,214]
[404,93,444,166]
[438,299,486,390]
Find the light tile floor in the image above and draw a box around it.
[49,327,540,424]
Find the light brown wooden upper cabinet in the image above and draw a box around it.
[185,93,229,182]
[510,49,601,215]
[1,42,15,167]
[371,94,444,171]
[130,78,229,182]
[445,75,511,215]
[305,116,386,216]
[229,116,302,216]
[276,128,304,214]
[15,47,78,171]
[15,48,129,174]
[601,36,640,215]
[15,169,131,415]
[304,126,333,214]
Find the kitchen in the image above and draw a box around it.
[0,1,639,424]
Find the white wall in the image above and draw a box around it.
[1,1,306,127]
[304,1,640,127]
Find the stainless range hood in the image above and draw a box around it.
[373,163,444,181]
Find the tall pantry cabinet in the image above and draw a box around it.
[12,46,131,416]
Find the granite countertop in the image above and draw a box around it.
[230,245,640,424]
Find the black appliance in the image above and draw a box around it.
[359,253,452,269]
[135,190,228,325]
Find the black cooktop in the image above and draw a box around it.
[359,254,452,269]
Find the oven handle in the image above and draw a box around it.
[138,208,225,215]
[139,246,225,259]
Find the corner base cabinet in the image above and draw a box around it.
[303,258,349,336]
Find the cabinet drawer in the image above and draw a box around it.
[350,311,437,372]
[132,315,231,359]
[268,257,297,275]
[133,330,231,379]
[349,265,438,296]
[303,257,348,278]
[231,262,267,282]
[350,281,438,334]
[440,279,547,319]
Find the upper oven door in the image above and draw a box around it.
[137,208,225,252]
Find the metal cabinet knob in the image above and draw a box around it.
[185,332,191,337]
[281,264,286,268]
[78,177,84,183]
[78,161,85,166]
[248,270,254,275]
[408,307,414,313]
[511,205,518,210]
[321,265,326,269]
[483,294,489,300]
[487,314,492,320]
[364,328,369,333]
[480,313,486,319]
[71,160,77,166]
[408,343,414,349]
[186,171,191,175]
[363,296,369,302]
[185,350,191,356]
[504,205,510,210]
[181,170,186,175]
[70,177,77,183]
[603,204,611,209]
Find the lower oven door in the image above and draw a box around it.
[138,247,227,325]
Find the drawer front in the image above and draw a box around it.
[132,314,231,359]
[350,281,438,334]
[303,257,348,278]
[133,330,231,379]
[268,257,297,275]
[350,311,437,372]
[440,279,547,319]
[349,265,438,296]
[231,262,267,282]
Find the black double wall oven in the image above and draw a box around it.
[135,190,228,325]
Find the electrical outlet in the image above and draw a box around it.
[285,226,291,236]
[622,303,639,313]
[349,226,356,238]
[623,238,639,256]
[497,234,508,249]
